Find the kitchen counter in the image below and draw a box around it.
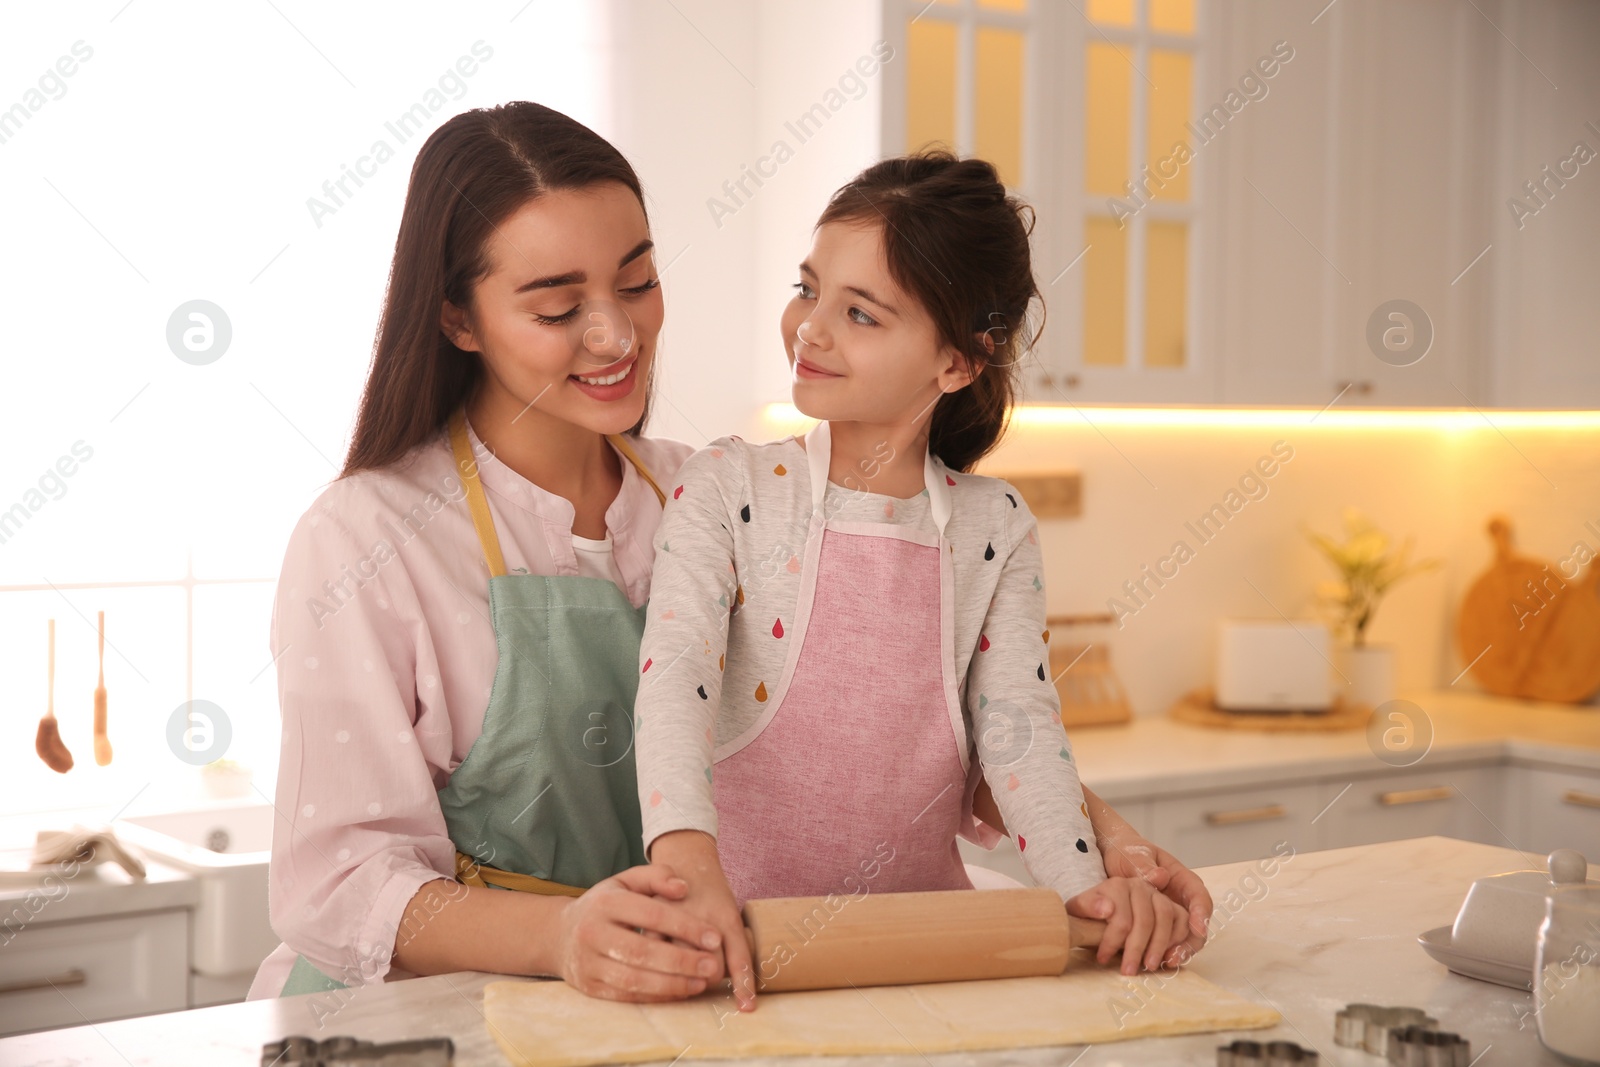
[1073,688,1600,801]
[0,836,1572,1065]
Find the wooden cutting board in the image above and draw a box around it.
[1457,516,1600,703]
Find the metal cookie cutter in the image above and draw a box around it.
[261,1035,454,1066]
[1334,1003,1438,1055]
[1385,1025,1471,1067]
[1217,1039,1320,1065]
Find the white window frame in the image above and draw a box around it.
[882,0,1216,404]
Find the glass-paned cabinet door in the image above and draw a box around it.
[886,0,1212,403]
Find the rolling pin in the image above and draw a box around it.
[742,887,1107,993]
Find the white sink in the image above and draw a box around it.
[115,803,277,979]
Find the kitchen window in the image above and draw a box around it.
[882,0,1210,402]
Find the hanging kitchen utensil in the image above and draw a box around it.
[92,610,111,766]
[1045,613,1133,727]
[35,619,73,773]
[1456,516,1600,703]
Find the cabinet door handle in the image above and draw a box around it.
[1379,786,1454,806]
[0,968,87,996]
[1205,804,1287,826]
[1562,790,1600,810]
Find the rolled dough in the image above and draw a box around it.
[483,963,1279,1066]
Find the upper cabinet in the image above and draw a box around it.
[880,0,1600,408]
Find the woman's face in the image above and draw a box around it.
[779,219,971,428]
[442,181,663,436]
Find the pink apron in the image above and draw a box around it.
[712,422,982,905]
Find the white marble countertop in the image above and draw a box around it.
[0,835,1573,1066]
[1074,688,1600,801]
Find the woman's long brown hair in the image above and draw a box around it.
[342,102,653,477]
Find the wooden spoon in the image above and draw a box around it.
[93,610,112,766]
[35,619,73,773]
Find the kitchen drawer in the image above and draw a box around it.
[1148,783,1320,868]
[1317,766,1504,851]
[1511,765,1600,862]
[0,909,188,1036]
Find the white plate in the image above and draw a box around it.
[1418,925,1532,990]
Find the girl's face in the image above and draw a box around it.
[441,181,663,436]
[780,219,972,429]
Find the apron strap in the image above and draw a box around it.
[803,420,952,537]
[455,850,585,897]
[448,408,508,579]
[447,408,669,579]
[606,433,668,507]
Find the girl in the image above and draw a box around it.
[637,153,1193,1011]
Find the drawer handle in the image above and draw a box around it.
[1562,790,1600,810]
[0,968,87,997]
[1379,786,1454,806]
[1205,804,1287,826]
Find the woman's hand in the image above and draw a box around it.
[647,830,758,1011]
[1066,875,1191,975]
[1096,836,1212,967]
[554,862,727,1002]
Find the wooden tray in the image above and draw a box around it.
[1168,688,1370,732]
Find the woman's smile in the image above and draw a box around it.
[569,348,642,398]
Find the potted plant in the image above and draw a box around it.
[1307,508,1440,708]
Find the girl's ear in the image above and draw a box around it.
[936,341,982,394]
[440,299,481,352]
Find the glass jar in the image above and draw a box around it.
[1536,883,1600,1065]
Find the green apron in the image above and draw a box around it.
[280,408,666,995]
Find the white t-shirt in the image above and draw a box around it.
[570,531,627,591]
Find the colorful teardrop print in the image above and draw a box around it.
[710,448,724,458]
[1006,774,1020,791]
[1076,838,1089,853]
[979,634,991,652]
[642,658,653,673]
[984,542,995,561]
[1037,662,1047,681]
[736,585,745,605]
[774,464,787,476]
[740,504,751,522]
[1059,747,1073,762]
[1005,492,1018,508]
[661,609,676,620]
[1041,629,1050,643]
[1033,575,1043,591]
[978,693,988,709]
[673,484,684,499]
[1081,801,1089,817]
[704,766,714,783]
[884,502,895,518]
[649,789,663,807]
[755,681,768,702]
[772,618,784,638]
[1018,835,1027,852]
[719,653,725,672]
[697,685,708,700]
[786,554,800,573]
[946,475,957,486]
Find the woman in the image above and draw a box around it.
[249,101,1212,1003]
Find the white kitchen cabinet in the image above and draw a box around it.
[1315,764,1505,852]
[1508,763,1600,863]
[0,909,189,1037]
[1146,782,1320,868]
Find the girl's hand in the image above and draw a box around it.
[1066,876,1191,975]
[554,862,726,1002]
[648,830,758,1011]
[1097,837,1213,967]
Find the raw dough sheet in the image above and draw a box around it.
[483,966,1280,1067]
